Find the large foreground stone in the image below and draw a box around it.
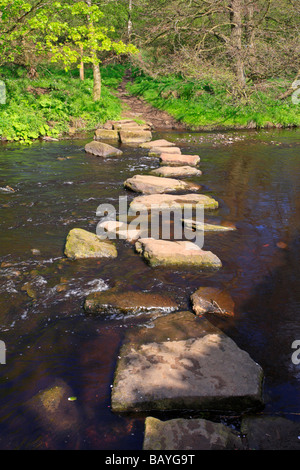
[129,193,219,212]
[140,139,175,149]
[160,154,200,167]
[150,166,202,178]
[64,228,117,260]
[84,290,178,315]
[191,287,235,317]
[85,141,122,157]
[143,417,244,450]
[135,238,222,268]
[119,130,152,144]
[149,147,181,156]
[124,174,200,194]
[111,311,264,413]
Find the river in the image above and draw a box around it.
[0,128,299,449]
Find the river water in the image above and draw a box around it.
[0,128,299,449]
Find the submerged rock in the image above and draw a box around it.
[241,416,300,450]
[119,130,152,144]
[25,378,80,436]
[160,154,200,167]
[124,174,200,194]
[135,238,222,268]
[143,417,244,450]
[150,166,202,178]
[84,141,122,157]
[139,139,175,149]
[111,311,264,413]
[84,290,178,315]
[191,287,235,317]
[129,193,219,212]
[64,228,117,260]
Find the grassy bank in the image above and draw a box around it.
[0,64,126,144]
[126,67,300,130]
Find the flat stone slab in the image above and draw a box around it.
[97,220,141,242]
[119,130,152,144]
[84,290,178,315]
[124,174,200,194]
[85,141,122,157]
[111,311,264,413]
[150,166,202,178]
[182,218,236,231]
[160,154,200,167]
[149,147,181,156]
[139,139,176,149]
[94,129,119,140]
[129,193,219,212]
[191,287,235,317]
[135,238,222,268]
[64,228,117,260]
[143,417,244,450]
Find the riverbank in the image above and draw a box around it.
[125,66,300,131]
[1,64,299,145]
[0,64,126,144]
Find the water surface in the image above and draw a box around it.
[0,128,299,449]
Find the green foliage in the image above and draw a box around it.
[127,68,300,129]
[0,64,125,143]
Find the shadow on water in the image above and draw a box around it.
[0,128,300,448]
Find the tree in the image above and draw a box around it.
[0,0,138,100]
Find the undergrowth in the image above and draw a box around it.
[0,63,126,143]
[126,67,300,129]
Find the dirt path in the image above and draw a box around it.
[115,76,187,131]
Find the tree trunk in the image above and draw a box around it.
[93,62,101,101]
[229,0,246,87]
[79,46,84,81]
[86,0,101,101]
[128,0,133,41]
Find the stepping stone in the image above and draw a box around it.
[97,220,141,242]
[64,228,117,260]
[124,174,200,194]
[119,130,152,144]
[135,238,222,268]
[143,417,244,450]
[111,311,264,413]
[84,290,178,315]
[160,154,200,166]
[112,120,151,131]
[139,139,175,149]
[182,218,236,231]
[94,129,119,140]
[149,147,181,156]
[150,166,202,178]
[85,141,122,157]
[191,287,235,317]
[129,193,219,212]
